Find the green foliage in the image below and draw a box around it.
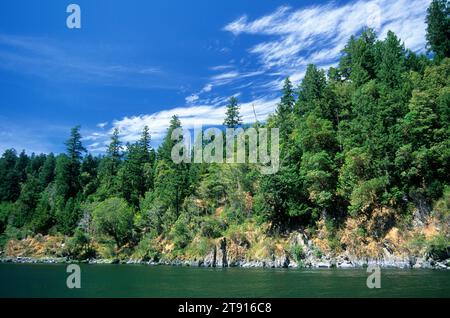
[133,233,160,261]
[199,216,227,239]
[185,236,212,259]
[427,234,449,261]
[223,96,243,128]
[289,244,305,262]
[65,228,95,260]
[349,176,388,216]
[0,149,20,202]
[169,214,192,251]
[0,202,15,234]
[426,0,450,59]
[312,246,323,259]
[92,197,134,247]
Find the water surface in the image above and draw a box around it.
[0,263,449,298]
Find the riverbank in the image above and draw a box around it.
[1,255,449,269]
[1,216,449,270]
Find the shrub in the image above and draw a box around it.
[92,197,134,247]
[427,234,449,261]
[200,216,226,239]
[0,202,15,234]
[133,234,160,261]
[290,244,305,262]
[170,214,192,250]
[186,236,213,259]
[64,228,95,260]
[312,246,323,258]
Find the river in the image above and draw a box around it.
[0,263,449,297]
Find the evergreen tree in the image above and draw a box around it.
[38,153,56,189]
[426,0,450,59]
[223,96,242,128]
[275,77,295,141]
[0,149,20,202]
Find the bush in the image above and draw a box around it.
[133,233,160,262]
[186,236,213,259]
[65,228,95,260]
[289,244,305,262]
[92,197,134,247]
[312,246,323,258]
[427,234,449,261]
[199,216,226,239]
[433,186,450,220]
[170,214,192,250]
[0,202,15,234]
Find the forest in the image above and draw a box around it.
[0,0,449,263]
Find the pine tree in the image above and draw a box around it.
[275,77,295,141]
[60,125,86,199]
[339,29,377,86]
[107,128,122,175]
[38,153,56,189]
[426,0,450,59]
[223,96,242,128]
[0,149,21,202]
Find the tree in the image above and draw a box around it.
[97,129,122,199]
[426,0,450,59]
[275,77,295,141]
[92,197,134,247]
[58,126,86,199]
[223,96,242,128]
[107,128,122,175]
[119,126,155,207]
[376,31,405,91]
[38,153,56,189]
[339,29,377,86]
[0,149,20,202]
[56,197,82,235]
[12,175,41,228]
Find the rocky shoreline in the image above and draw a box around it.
[1,255,449,269]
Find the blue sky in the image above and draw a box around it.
[0,0,431,154]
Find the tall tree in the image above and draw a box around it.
[0,149,20,202]
[426,0,450,60]
[107,128,122,175]
[223,96,242,128]
[275,77,295,141]
[59,125,86,199]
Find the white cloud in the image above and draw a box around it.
[212,71,240,81]
[96,122,108,129]
[224,0,431,78]
[202,83,213,92]
[210,64,234,71]
[185,94,200,104]
[86,96,278,152]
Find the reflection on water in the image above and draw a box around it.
[0,263,449,298]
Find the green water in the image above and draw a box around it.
[0,263,449,298]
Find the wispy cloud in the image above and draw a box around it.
[96,122,108,129]
[0,33,166,89]
[86,95,278,152]
[224,0,430,85]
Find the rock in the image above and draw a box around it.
[315,262,332,268]
[338,261,354,268]
[435,262,448,269]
